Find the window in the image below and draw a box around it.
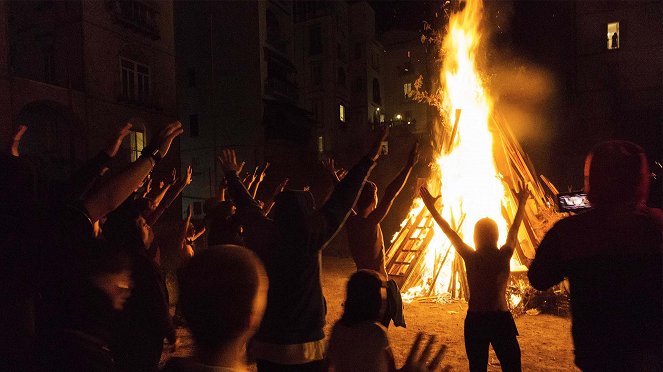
[120,57,150,104]
[337,67,346,87]
[129,130,145,162]
[317,136,324,153]
[193,201,203,216]
[337,43,346,61]
[309,24,322,55]
[371,52,380,70]
[108,0,160,39]
[403,83,413,99]
[339,104,346,123]
[353,42,362,60]
[380,140,389,155]
[44,49,55,84]
[311,62,322,85]
[189,114,199,137]
[187,68,196,87]
[607,22,620,50]
[372,78,381,105]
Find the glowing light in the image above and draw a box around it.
[394,0,523,301]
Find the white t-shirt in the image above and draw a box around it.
[327,321,393,372]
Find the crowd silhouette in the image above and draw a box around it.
[0,120,661,372]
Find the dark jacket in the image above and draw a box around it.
[528,207,662,370]
[112,249,175,371]
[34,285,119,372]
[227,156,375,344]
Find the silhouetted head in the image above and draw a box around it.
[104,199,154,252]
[178,245,268,353]
[340,270,386,326]
[356,181,378,215]
[80,239,132,311]
[584,140,649,208]
[473,218,499,250]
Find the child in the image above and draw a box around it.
[328,270,447,372]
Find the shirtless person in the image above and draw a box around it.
[420,184,530,372]
[345,141,419,327]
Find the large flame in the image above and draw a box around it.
[400,0,523,301]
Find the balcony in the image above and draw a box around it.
[265,76,298,102]
[106,0,160,40]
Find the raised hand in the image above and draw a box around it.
[513,180,531,203]
[142,178,153,198]
[258,162,270,182]
[9,125,28,157]
[399,333,449,372]
[407,141,420,167]
[322,158,347,183]
[169,168,178,186]
[105,122,132,158]
[217,149,241,174]
[273,178,289,198]
[420,186,441,211]
[153,121,184,157]
[184,165,193,185]
[237,161,246,175]
[368,127,389,161]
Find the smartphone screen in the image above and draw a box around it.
[557,192,592,212]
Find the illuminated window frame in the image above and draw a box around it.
[339,104,346,123]
[607,22,620,50]
[129,130,145,162]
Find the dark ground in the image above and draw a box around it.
[162,256,578,371]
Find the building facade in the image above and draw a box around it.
[381,29,435,135]
[0,0,179,208]
[176,0,312,216]
[293,0,384,166]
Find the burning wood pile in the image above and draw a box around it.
[384,0,563,312]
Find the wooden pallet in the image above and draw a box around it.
[385,208,436,290]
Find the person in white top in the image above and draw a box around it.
[327,270,449,372]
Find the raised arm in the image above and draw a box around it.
[368,141,419,224]
[151,169,177,208]
[504,183,531,250]
[8,124,27,157]
[83,122,183,222]
[71,123,132,200]
[263,177,288,216]
[312,129,387,248]
[146,165,191,226]
[218,149,264,216]
[420,186,473,259]
[249,162,269,198]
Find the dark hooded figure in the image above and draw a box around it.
[103,199,176,372]
[220,132,385,372]
[529,141,662,372]
[33,239,131,372]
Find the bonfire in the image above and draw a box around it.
[384,0,562,313]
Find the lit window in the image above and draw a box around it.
[339,104,346,122]
[120,57,150,103]
[317,136,324,153]
[381,140,389,155]
[403,83,413,98]
[607,22,620,50]
[129,130,145,162]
